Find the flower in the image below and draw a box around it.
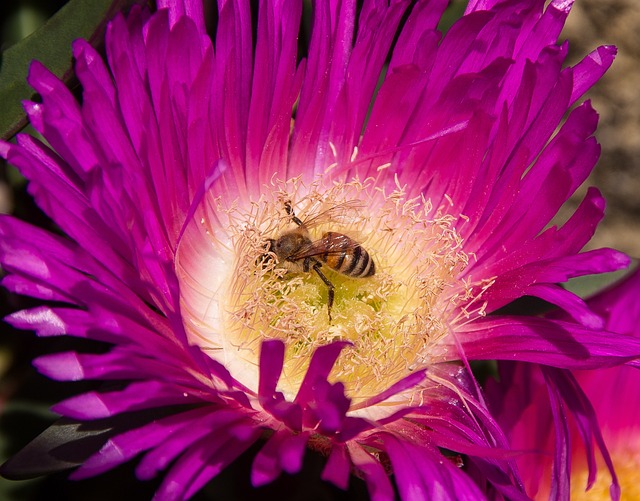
[570,268,640,499]
[488,267,640,500]
[1,0,639,499]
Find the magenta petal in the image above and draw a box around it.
[4,305,172,350]
[526,284,604,329]
[251,430,309,486]
[250,435,282,486]
[389,0,447,69]
[569,45,616,105]
[255,342,301,429]
[135,412,255,482]
[258,339,285,399]
[352,370,426,411]
[156,0,205,33]
[382,433,485,500]
[278,431,308,474]
[181,428,263,501]
[552,186,608,256]
[6,306,71,337]
[321,445,350,490]
[261,395,302,432]
[152,425,261,501]
[70,407,213,479]
[587,266,640,336]
[456,316,640,369]
[347,443,395,501]
[294,341,349,405]
[34,350,191,384]
[542,368,572,500]
[543,367,620,500]
[305,379,351,434]
[24,62,97,177]
[33,352,86,381]
[1,275,70,303]
[51,381,203,419]
[246,0,302,191]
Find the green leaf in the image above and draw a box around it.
[437,0,467,33]
[0,0,142,141]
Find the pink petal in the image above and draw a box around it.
[455,316,640,369]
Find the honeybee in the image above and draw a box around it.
[263,201,375,320]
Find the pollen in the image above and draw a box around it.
[175,172,492,405]
[179,174,485,406]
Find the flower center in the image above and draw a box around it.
[176,177,474,405]
[570,449,640,501]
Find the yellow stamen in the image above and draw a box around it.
[176,171,495,410]
[214,177,478,404]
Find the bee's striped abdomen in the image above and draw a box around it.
[320,232,375,278]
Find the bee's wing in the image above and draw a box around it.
[288,233,360,261]
[300,200,366,229]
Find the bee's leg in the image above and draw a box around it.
[309,259,335,322]
[284,200,305,227]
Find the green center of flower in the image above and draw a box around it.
[215,178,470,404]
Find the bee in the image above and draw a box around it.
[263,201,375,321]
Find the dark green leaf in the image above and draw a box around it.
[0,405,193,480]
[0,0,142,141]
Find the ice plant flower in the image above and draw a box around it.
[489,267,640,500]
[570,268,640,499]
[1,0,640,499]
[572,269,640,499]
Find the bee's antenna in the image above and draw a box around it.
[284,200,304,227]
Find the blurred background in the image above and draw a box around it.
[561,0,640,257]
[0,0,638,499]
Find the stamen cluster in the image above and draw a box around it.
[212,178,478,402]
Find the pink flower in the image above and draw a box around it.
[571,268,640,499]
[489,267,640,500]
[1,1,638,499]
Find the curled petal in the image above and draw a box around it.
[251,430,309,486]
